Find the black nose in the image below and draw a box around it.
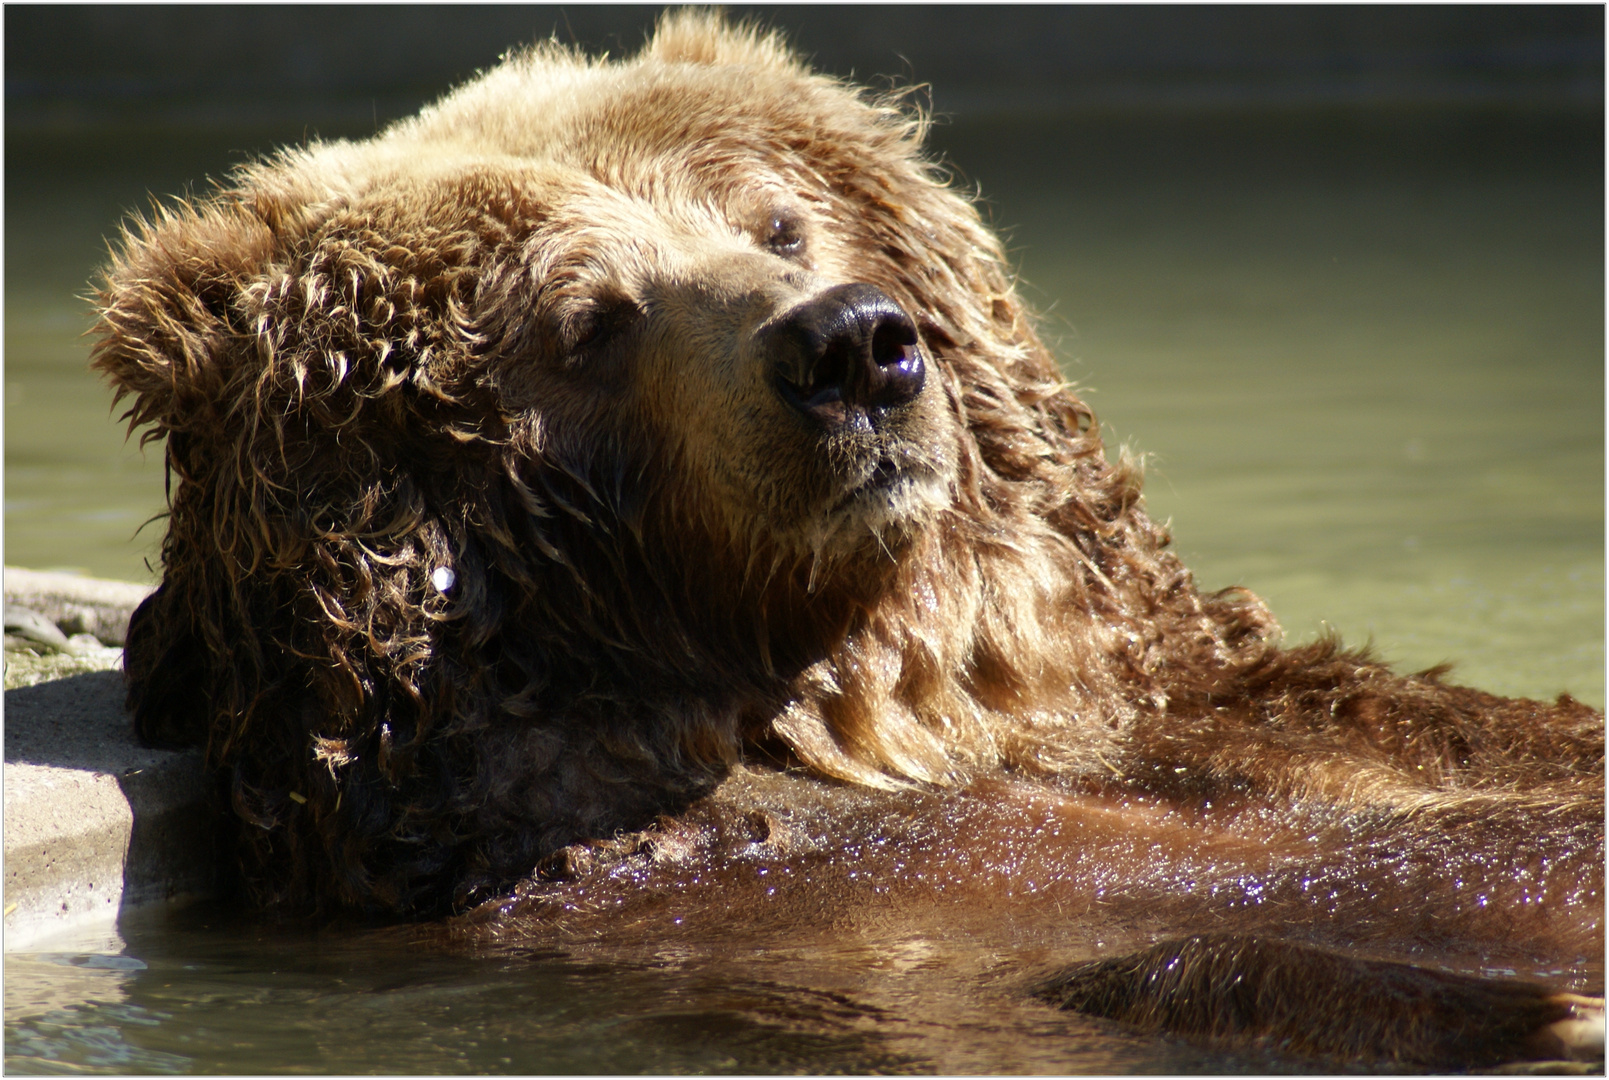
[769,283,926,428]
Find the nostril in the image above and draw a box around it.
[870,318,916,368]
[866,316,924,407]
[869,342,925,408]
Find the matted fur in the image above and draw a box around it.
[94,11,1601,928]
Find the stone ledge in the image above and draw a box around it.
[3,573,217,952]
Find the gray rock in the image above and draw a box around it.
[3,567,154,647]
[4,607,71,652]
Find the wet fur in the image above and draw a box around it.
[93,11,1601,1066]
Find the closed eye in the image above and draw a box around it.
[566,296,637,355]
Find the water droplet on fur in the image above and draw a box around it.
[432,566,456,593]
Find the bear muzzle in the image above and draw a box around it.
[767,283,926,431]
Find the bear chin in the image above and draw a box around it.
[813,464,950,553]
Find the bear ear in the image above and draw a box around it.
[91,195,277,445]
[641,8,798,71]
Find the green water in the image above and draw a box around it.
[987,108,1605,709]
[3,106,1603,1073]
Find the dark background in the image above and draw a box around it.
[6,4,1603,128]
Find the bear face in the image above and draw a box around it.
[237,42,972,579]
[465,165,957,563]
[277,140,960,601]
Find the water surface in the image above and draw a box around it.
[7,902,1360,1075]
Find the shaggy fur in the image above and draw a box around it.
[94,12,1600,1042]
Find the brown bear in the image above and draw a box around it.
[93,11,1601,1069]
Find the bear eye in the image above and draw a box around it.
[764,213,806,256]
[565,296,635,354]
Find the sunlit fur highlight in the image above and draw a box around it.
[93,11,1601,916]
